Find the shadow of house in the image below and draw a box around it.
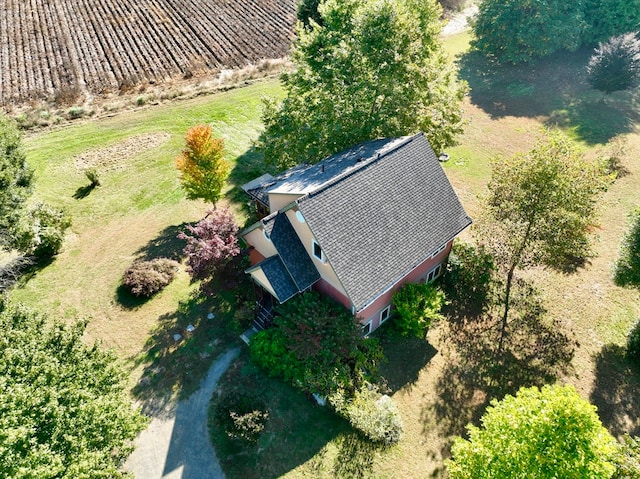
[590,344,640,438]
[378,333,438,393]
[457,47,640,145]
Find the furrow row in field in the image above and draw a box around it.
[0,0,296,106]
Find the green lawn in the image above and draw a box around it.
[9,32,640,478]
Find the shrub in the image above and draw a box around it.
[613,434,640,478]
[11,202,71,258]
[249,292,384,396]
[331,384,403,446]
[122,258,180,297]
[178,207,240,281]
[626,319,640,362]
[441,240,495,319]
[588,33,640,93]
[213,392,269,444]
[614,208,640,287]
[391,282,445,338]
[84,168,100,187]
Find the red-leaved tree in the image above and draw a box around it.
[178,207,240,281]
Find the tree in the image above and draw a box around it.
[588,33,640,93]
[259,0,467,169]
[175,125,230,205]
[177,207,240,281]
[613,434,640,479]
[448,384,617,479]
[583,0,640,44]
[297,0,323,28]
[10,202,72,258]
[475,131,609,350]
[0,299,147,478]
[0,115,33,248]
[614,208,640,288]
[249,291,383,396]
[472,0,587,64]
[391,282,445,338]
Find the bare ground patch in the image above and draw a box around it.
[73,132,171,172]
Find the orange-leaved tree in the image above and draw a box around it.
[176,125,230,206]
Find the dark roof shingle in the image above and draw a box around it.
[297,133,471,312]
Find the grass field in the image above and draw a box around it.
[9,32,640,478]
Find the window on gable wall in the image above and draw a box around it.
[361,320,372,336]
[312,240,325,262]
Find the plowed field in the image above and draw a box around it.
[0,0,296,105]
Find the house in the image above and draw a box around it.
[241,133,472,334]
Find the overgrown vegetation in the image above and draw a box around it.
[0,298,147,478]
[122,258,180,297]
[391,282,445,338]
[213,391,269,444]
[249,292,384,397]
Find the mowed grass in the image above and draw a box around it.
[11,79,282,396]
[9,31,640,478]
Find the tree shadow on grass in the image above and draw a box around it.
[227,146,278,226]
[422,279,576,458]
[457,48,640,144]
[131,282,254,415]
[134,223,192,262]
[377,330,437,393]
[210,351,389,479]
[590,344,640,438]
[72,183,97,199]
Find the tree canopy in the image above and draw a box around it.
[472,0,587,64]
[614,208,640,288]
[175,125,230,205]
[475,130,609,346]
[0,115,33,248]
[0,299,147,478]
[259,0,467,169]
[448,384,617,479]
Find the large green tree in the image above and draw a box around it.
[583,0,640,44]
[614,207,640,288]
[259,0,467,169]
[0,115,33,248]
[0,299,147,478]
[475,131,609,349]
[448,384,617,479]
[472,0,587,64]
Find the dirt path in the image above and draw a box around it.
[124,348,240,479]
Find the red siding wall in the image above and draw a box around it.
[357,240,453,332]
[313,278,352,311]
[249,248,266,265]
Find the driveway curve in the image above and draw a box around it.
[124,347,240,479]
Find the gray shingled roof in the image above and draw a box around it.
[248,256,299,303]
[266,213,320,291]
[297,133,472,312]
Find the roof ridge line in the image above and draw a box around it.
[297,133,421,204]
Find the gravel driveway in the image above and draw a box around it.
[124,348,240,479]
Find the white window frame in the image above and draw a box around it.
[361,320,372,337]
[380,305,391,324]
[426,263,442,283]
[431,242,447,259]
[312,239,326,263]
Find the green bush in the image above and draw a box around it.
[391,282,445,338]
[626,319,640,362]
[331,384,403,446]
[11,202,71,258]
[122,258,180,297]
[441,240,495,319]
[249,292,384,396]
[587,33,640,93]
[213,392,269,444]
[614,208,640,287]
